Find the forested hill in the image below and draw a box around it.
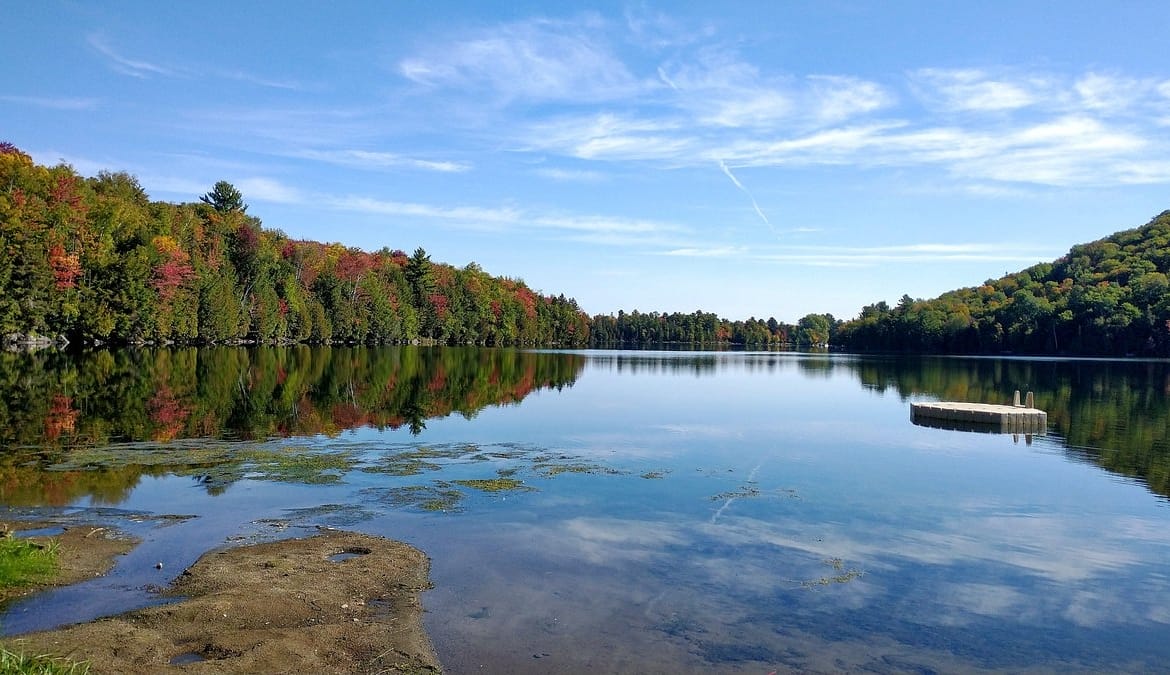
[838,210,1170,356]
[0,143,590,347]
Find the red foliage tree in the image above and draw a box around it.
[48,243,81,290]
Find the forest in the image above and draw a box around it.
[0,142,845,351]
[6,142,1169,356]
[0,143,590,348]
[587,310,838,348]
[836,210,1170,356]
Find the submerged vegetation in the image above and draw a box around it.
[799,558,864,589]
[2,349,1170,503]
[452,477,533,493]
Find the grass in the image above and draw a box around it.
[0,537,58,590]
[0,645,90,674]
[0,540,89,674]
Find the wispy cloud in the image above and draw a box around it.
[328,195,521,224]
[401,17,1165,192]
[293,149,471,173]
[661,246,748,258]
[235,177,306,204]
[88,33,305,92]
[524,112,694,161]
[0,95,100,110]
[534,167,607,182]
[399,16,650,103]
[219,70,306,91]
[911,68,1044,112]
[537,213,684,235]
[808,75,894,122]
[321,190,687,247]
[659,242,1055,266]
[87,33,175,78]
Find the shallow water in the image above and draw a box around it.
[2,347,1169,672]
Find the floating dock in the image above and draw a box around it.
[910,394,1047,434]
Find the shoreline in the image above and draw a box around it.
[4,527,440,673]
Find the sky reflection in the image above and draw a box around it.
[5,350,1170,672]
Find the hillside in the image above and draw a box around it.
[838,210,1170,356]
[0,144,589,347]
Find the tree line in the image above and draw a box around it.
[586,310,839,348]
[7,141,1169,356]
[836,210,1170,356]
[0,144,590,348]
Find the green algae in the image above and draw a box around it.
[452,477,533,493]
[235,448,356,484]
[364,484,465,513]
[708,484,761,501]
[800,558,864,588]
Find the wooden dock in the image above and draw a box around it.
[910,400,1047,434]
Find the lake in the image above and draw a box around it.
[2,347,1169,672]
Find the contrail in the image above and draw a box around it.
[711,461,764,524]
[719,160,777,236]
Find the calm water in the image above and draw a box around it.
[2,347,1170,673]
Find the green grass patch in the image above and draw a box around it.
[0,645,90,674]
[0,537,58,589]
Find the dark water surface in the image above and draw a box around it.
[2,347,1170,672]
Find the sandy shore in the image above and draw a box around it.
[5,528,441,673]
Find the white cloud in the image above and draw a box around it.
[661,246,745,257]
[659,242,1055,266]
[220,70,306,91]
[140,175,208,198]
[657,51,795,128]
[25,149,111,176]
[560,517,687,564]
[235,177,305,204]
[294,149,471,173]
[399,17,649,103]
[1075,72,1147,112]
[0,95,99,110]
[524,112,694,161]
[329,195,521,224]
[537,213,684,235]
[87,33,175,78]
[809,75,895,122]
[702,89,793,128]
[403,18,1167,193]
[622,6,713,49]
[320,191,684,247]
[534,167,607,182]
[912,68,1042,112]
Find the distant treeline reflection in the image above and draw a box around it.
[592,352,1170,497]
[852,356,1170,498]
[0,346,583,447]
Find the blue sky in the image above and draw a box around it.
[4,2,1170,321]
